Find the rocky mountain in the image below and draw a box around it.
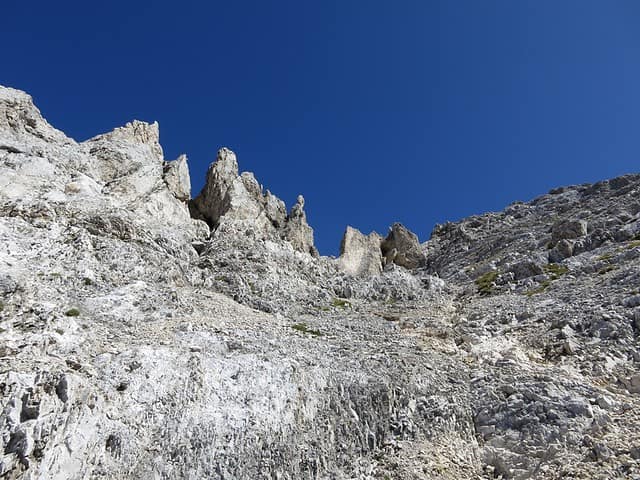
[0,85,639,479]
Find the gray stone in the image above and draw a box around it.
[381,223,426,269]
[551,219,588,243]
[283,195,317,256]
[549,238,574,262]
[163,154,191,201]
[338,226,383,277]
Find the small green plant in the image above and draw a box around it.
[597,252,613,262]
[82,277,94,286]
[65,308,81,317]
[526,279,552,297]
[543,263,568,280]
[332,298,351,308]
[0,300,4,312]
[291,322,322,336]
[598,265,616,275]
[475,270,499,296]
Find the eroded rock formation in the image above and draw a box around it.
[190,148,317,256]
[2,85,640,480]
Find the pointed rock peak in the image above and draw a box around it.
[0,85,69,143]
[381,223,426,269]
[338,226,383,277]
[163,154,191,202]
[190,147,244,227]
[214,147,239,178]
[289,195,307,220]
[284,194,317,256]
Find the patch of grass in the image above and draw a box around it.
[625,240,640,250]
[291,322,322,336]
[0,300,4,312]
[475,270,499,296]
[543,263,568,280]
[332,298,351,308]
[598,265,617,275]
[597,252,614,262]
[65,308,81,317]
[82,277,94,286]
[526,279,552,297]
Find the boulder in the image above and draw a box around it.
[381,223,426,269]
[338,226,383,277]
[508,260,544,281]
[551,219,588,243]
[549,239,574,263]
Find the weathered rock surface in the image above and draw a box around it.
[1,85,640,480]
[163,154,191,202]
[190,149,317,255]
[382,222,427,269]
[338,226,383,277]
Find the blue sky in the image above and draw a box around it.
[3,1,640,254]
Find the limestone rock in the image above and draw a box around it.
[284,195,317,256]
[190,148,255,227]
[191,150,316,255]
[551,218,588,243]
[338,226,383,277]
[0,86,69,146]
[163,154,191,202]
[381,223,426,269]
[549,238,574,262]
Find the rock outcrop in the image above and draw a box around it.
[381,222,426,269]
[338,226,383,277]
[190,148,317,255]
[163,154,191,202]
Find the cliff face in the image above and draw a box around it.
[0,86,639,480]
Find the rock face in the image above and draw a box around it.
[190,149,317,255]
[381,222,427,269]
[163,154,191,201]
[283,195,317,256]
[338,226,383,277]
[2,85,640,480]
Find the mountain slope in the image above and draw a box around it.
[0,86,639,479]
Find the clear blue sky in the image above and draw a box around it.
[3,1,640,254]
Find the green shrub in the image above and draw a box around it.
[65,308,81,317]
[475,270,499,296]
[543,263,568,280]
